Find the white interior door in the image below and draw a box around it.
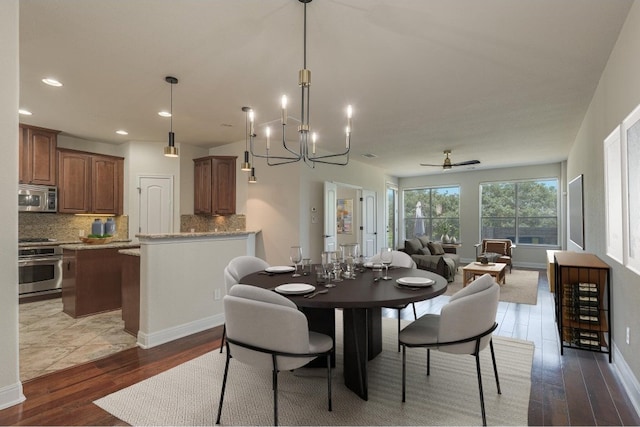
[324,181,337,251]
[139,175,173,234]
[361,189,377,257]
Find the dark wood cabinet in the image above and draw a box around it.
[19,124,59,185]
[193,156,236,215]
[120,253,140,336]
[554,251,611,362]
[62,248,124,318]
[57,148,124,214]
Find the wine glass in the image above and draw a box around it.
[380,247,393,280]
[290,246,302,277]
[331,250,343,282]
[321,251,335,287]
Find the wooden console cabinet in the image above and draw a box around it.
[19,124,59,185]
[194,156,236,215]
[58,148,124,214]
[62,247,124,318]
[554,251,611,362]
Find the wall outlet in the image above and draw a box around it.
[79,229,85,237]
[214,289,221,300]
[311,214,318,224]
[627,326,630,345]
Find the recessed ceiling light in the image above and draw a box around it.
[158,111,171,117]
[42,78,63,87]
[116,130,128,135]
[19,109,32,116]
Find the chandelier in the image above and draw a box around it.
[249,0,352,167]
[163,76,179,157]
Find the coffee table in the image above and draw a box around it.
[462,262,507,286]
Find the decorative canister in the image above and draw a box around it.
[105,218,116,236]
[91,219,105,236]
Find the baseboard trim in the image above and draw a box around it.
[613,343,640,418]
[137,313,225,349]
[0,381,25,410]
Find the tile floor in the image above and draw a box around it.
[19,298,137,381]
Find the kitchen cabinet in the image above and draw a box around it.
[193,156,236,215]
[57,148,124,214]
[62,247,124,318]
[120,252,140,336]
[19,124,59,185]
[554,251,611,362]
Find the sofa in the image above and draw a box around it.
[400,236,460,282]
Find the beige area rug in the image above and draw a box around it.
[95,316,534,426]
[447,268,539,305]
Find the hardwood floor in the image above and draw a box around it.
[1,269,638,426]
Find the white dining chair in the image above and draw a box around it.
[220,256,270,353]
[216,284,333,426]
[368,250,418,351]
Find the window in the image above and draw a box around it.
[403,186,460,241]
[480,179,559,245]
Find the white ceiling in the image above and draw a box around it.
[18,0,633,177]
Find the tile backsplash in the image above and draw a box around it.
[19,213,129,241]
[180,214,246,233]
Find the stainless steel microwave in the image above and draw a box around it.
[18,184,57,212]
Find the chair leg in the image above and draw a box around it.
[215,352,231,425]
[475,353,487,427]
[219,324,226,353]
[426,348,430,376]
[327,353,332,411]
[401,345,406,402]
[397,308,402,352]
[272,367,279,426]
[490,339,501,394]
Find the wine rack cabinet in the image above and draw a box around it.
[554,252,611,362]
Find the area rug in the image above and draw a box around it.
[95,316,534,426]
[446,268,539,305]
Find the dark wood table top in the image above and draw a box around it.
[239,266,448,309]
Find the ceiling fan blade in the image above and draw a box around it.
[451,160,480,166]
[419,163,443,167]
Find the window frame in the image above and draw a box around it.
[402,185,461,242]
[479,177,560,247]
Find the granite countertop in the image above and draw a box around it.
[135,230,260,240]
[59,240,139,251]
[118,248,140,257]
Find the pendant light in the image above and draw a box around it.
[241,106,252,171]
[163,76,179,157]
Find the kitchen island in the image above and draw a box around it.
[59,241,139,318]
[135,230,259,348]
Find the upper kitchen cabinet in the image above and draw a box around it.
[19,124,60,185]
[193,156,236,215]
[58,148,124,215]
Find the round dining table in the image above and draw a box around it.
[239,265,447,401]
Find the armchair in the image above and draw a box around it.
[474,239,515,272]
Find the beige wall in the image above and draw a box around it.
[0,0,24,409]
[567,0,640,390]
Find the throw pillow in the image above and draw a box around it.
[417,235,431,248]
[403,238,422,255]
[427,241,445,255]
[418,247,432,256]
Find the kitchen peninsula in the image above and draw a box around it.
[59,241,139,318]
[135,230,259,349]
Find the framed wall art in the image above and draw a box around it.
[337,198,353,235]
[568,174,584,250]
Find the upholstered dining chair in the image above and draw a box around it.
[216,284,334,426]
[368,250,419,351]
[220,256,270,353]
[475,239,515,272]
[399,274,501,426]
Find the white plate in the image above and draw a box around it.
[274,283,315,295]
[265,266,296,273]
[396,277,435,287]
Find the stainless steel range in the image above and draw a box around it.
[18,238,63,298]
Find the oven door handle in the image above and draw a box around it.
[19,257,62,265]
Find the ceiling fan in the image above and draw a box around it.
[420,150,480,170]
